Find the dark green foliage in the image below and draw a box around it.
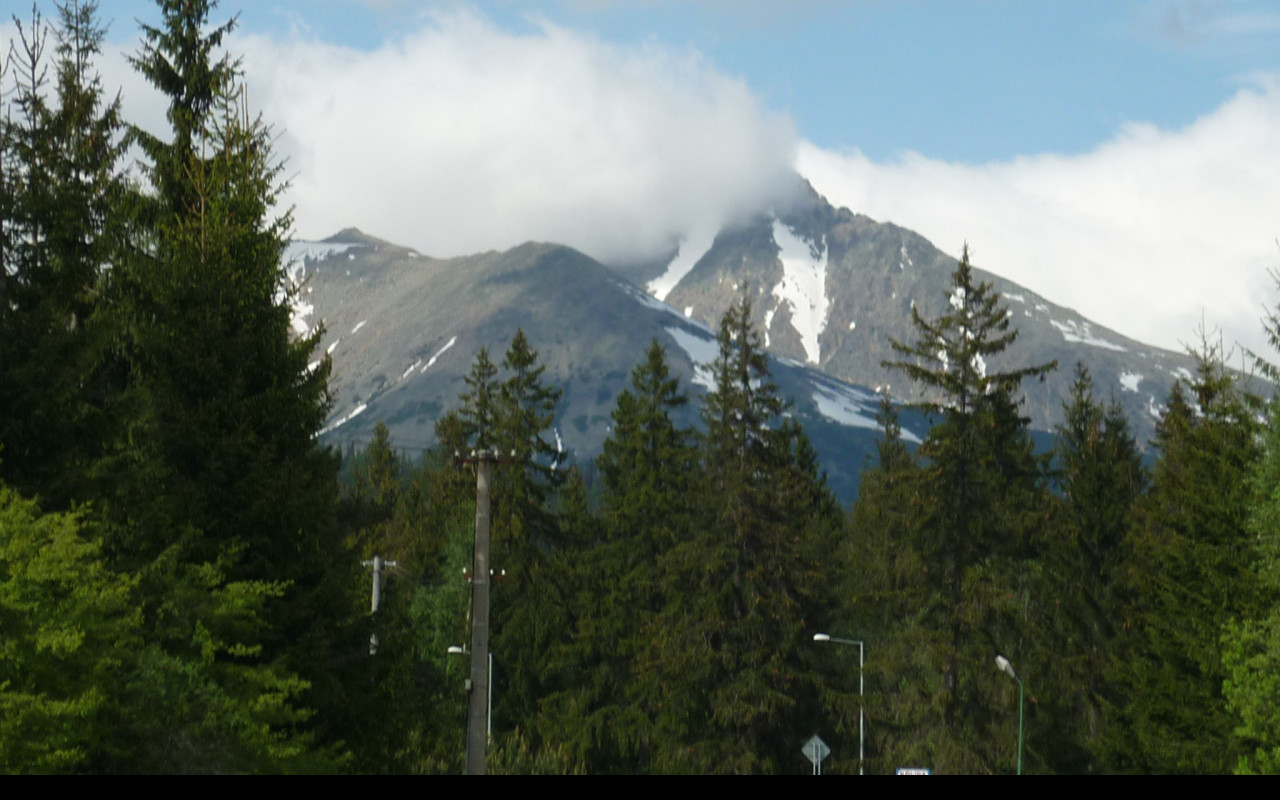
[638,295,844,773]
[1037,364,1145,771]
[0,1,125,508]
[30,0,343,771]
[457,348,499,450]
[877,246,1055,773]
[1222,280,1280,774]
[1109,345,1262,774]
[536,341,698,772]
[839,392,930,773]
[1222,394,1280,774]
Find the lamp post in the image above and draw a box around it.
[448,647,493,746]
[814,633,864,775]
[995,654,1024,775]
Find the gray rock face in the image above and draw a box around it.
[292,183,1220,502]
[654,180,1204,448]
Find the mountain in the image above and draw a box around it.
[290,183,1204,501]
[288,230,918,501]
[619,179,1200,449]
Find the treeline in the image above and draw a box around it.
[3,0,1280,775]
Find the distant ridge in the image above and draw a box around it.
[321,227,401,249]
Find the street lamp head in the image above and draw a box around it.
[995,654,1017,679]
[813,633,832,642]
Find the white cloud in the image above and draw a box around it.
[798,78,1280,358]
[222,9,798,265]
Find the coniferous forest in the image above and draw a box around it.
[3,0,1280,774]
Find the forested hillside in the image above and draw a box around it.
[2,0,1279,774]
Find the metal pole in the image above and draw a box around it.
[995,655,1024,775]
[1016,676,1024,776]
[466,449,496,776]
[814,634,865,775]
[858,639,865,776]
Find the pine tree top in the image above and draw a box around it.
[884,244,1055,418]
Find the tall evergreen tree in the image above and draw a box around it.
[77,0,343,770]
[0,1,125,507]
[98,0,337,593]
[1109,344,1262,774]
[1041,363,1145,772]
[447,332,566,752]
[1222,389,1280,774]
[535,340,697,771]
[882,245,1055,773]
[1222,288,1280,774]
[840,392,931,773]
[639,296,842,773]
[457,347,500,451]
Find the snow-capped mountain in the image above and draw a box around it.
[291,184,1212,500]
[618,179,1204,448]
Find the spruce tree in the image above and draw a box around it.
[1221,289,1280,774]
[1041,363,1145,771]
[457,347,500,451]
[1110,344,1263,773]
[1222,390,1280,774]
[99,0,337,595]
[882,245,1055,773]
[536,340,697,772]
[840,392,931,772]
[0,481,137,773]
[640,295,840,773]
[0,1,125,507]
[448,332,566,751]
[80,0,342,770]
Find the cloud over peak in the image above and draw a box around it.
[235,9,798,264]
[799,77,1280,357]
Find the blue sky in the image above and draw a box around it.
[22,0,1280,356]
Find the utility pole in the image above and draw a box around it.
[361,554,397,655]
[463,448,497,775]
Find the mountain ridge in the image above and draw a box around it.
[291,183,1210,501]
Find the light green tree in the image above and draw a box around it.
[0,484,136,773]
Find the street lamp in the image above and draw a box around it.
[814,633,864,775]
[995,654,1024,775]
[448,647,493,746]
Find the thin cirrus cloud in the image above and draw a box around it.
[798,77,1280,359]
[233,9,799,266]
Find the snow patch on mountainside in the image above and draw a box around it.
[284,241,366,336]
[322,403,367,435]
[665,325,718,390]
[623,283,716,333]
[1049,319,1127,352]
[291,299,314,336]
[284,241,359,283]
[421,336,458,374]
[810,379,922,444]
[770,220,829,365]
[1120,371,1143,393]
[649,228,717,302]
